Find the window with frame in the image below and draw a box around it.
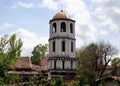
[70,23,73,33]
[62,61,65,69]
[61,22,66,32]
[62,41,65,52]
[71,61,73,69]
[53,41,55,52]
[54,60,56,69]
[52,23,56,33]
[71,41,73,52]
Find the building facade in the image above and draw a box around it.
[48,10,77,78]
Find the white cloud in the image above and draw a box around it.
[10,5,17,9]
[18,1,35,8]
[93,0,120,33]
[0,22,15,30]
[113,7,120,14]
[40,0,58,10]
[99,30,108,35]
[91,0,109,4]
[10,0,58,9]
[10,1,37,9]
[11,28,48,56]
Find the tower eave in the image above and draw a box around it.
[49,18,75,24]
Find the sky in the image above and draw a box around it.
[0,0,120,56]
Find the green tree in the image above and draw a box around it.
[111,57,120,76]
[111,57,120,66]
[77,41,118,86]
[71,81,80,86]
[0,34,22,84]
[46,77,68,86]
[31,44,48,65]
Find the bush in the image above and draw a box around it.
[46,77,68,86]
[0,77,4,85]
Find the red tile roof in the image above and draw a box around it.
[11,56,32,69]
[31,57,48,71]
[103,65,115,76]
[11,57,48,71]
[41,57,48,66]
[32,64,41,71]
[40,57,48,71]
[7,71,39,75]
[96,76,120,82]
[105,65,114,70]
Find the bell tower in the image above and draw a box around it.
[48,10,77,78]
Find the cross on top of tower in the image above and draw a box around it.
[61,10,63,12]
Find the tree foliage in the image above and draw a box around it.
[111,57,120,66]
[31,44,48,65]
[46,77,68,86]
[77,41,118,86]
[46,77,81,86]
[111,57,120,76]
[0,34,22,84]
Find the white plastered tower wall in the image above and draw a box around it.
[48,10,77,78]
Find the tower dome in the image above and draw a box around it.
[52,10,70,19]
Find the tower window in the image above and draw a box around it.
[61,22,66,32]
[52,23,56,33]
[71,41,73,52]
[62,61,65,69]
[71,61,73,69]
[53,41,55,52]
[54,60,56,69]
[62,41,65,52]
[70,23,73,33]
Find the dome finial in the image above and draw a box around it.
[60,4,64,12]
[61,10,63,12]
